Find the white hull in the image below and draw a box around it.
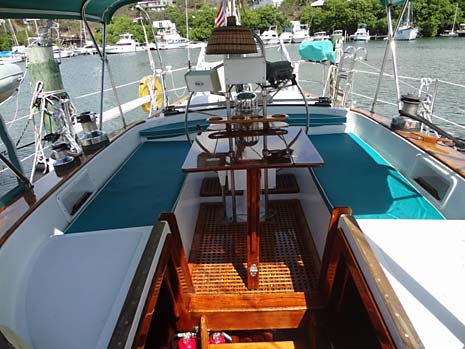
[312,36,330,41]
[157,42,190,50]
[351,25,370,41]
[0,63,22,101]
[292,37,305,43]
[53,50,75,59]
[73,47,98,55]
[440,31,459,37]
[0,55,25,64]
[292,33,310,43]
[394,26,418,40]
[351,35,370,42]
[261,38,280,45]
[279,33,293,44]
[105,46,140,54]
[260,27,280,46]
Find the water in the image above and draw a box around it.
[1,38,464,196]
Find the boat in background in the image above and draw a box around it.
[105,33,141,54]
[279,28,293,43]
[53,46,75,59]
[395,25,418,40]
[457,23,465,36]
[157,37,189,50]
[260,25,280,45]
[332,29,345,41]
[73,40,98,55]
[311,31,330,41]
[440,3,459,37]
[0,51,25,64]
[0,64,22,100]
[154,20,191,50]
[291,21,310,43]
[394,0,418,40]
[350,23,370,41]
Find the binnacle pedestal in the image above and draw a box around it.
[246,167,261,289]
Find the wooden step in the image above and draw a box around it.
[189,293,323,330]
[211,341,297,349]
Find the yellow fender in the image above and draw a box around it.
[139,75,163,112]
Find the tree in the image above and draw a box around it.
[189,6,216,41]
[94,16,150,45]
[0,32,12,51]
[414,0,456,36]
[165,6,187,37]
[241,5,289,32]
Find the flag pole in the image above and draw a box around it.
[185,0,191,69]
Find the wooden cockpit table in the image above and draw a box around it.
[182,124,324,289]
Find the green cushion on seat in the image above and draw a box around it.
[66,141,190,233]
[310,133,443,220]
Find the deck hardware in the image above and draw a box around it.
[249,264,258,277]
[76,112,110,154]
[51,142,76,176]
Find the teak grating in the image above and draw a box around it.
[189,200,320,294]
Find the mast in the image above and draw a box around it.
[407,1,410,27]
[452,3,458,32]
[7,20,19,47]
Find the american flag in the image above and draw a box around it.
[214,0,227,27]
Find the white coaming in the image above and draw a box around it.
[0,120,148,345]
[346,110,465,218]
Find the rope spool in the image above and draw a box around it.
[139,75,163,112]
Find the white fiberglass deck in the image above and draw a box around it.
[357,220,465,349]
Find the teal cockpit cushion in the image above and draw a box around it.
[310,133,443,220]
[66,141,190,233]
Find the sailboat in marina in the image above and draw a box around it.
[440,3,459,37]
[394,0,418,40]
[2,0,465,348]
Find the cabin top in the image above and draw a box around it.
[357,219,465,348]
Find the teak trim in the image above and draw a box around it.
[339,215,424,348]
[109,221,168,349]
[352,108,465,180]
[131,213,194,349]
[131,231,173,349]
[320,208,423,349]
[159,212,194,293]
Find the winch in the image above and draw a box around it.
[76,111,110,154]
[51,142,76,176]
[391,94,422,131]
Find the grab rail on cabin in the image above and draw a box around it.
[319,208,423,349]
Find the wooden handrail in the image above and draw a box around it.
[130,213,196,349]
[200,315,209,349]
[319,206,352,294]
[109,221,171,349]
[338,216,423,348]
[159,212,194,293]
[319,208,423,349]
